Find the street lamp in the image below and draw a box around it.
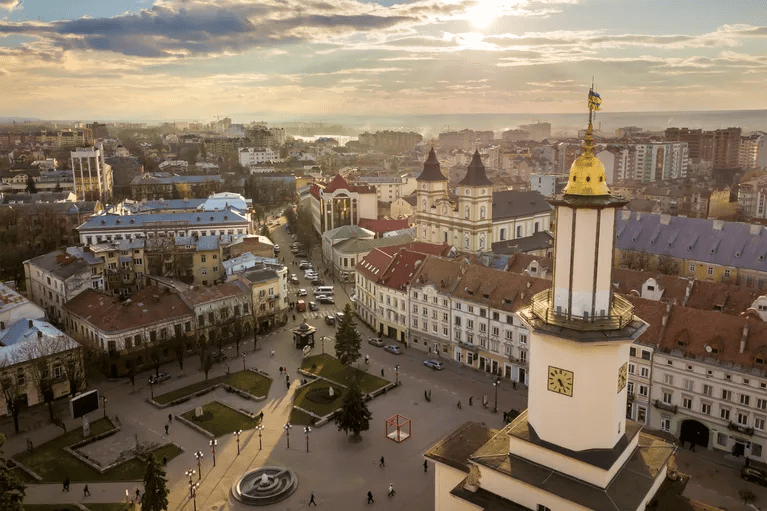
[284,422,292,448]
[185,469,196,497]
[234,430,243,456]
[256,425,264,450]
[210,439,217,467]
[304,426,311,452]
[102,396,107,418]
[190,481,200,511]
[242,353,246,371]
[493,377,501,414]
[194,451,203,480]
[149,380,154,399]
[395,365,400,386]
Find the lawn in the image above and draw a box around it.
[14,418,182,483]
[153,370,272,405]
[180,401,260,437]
[11,466,38,484]
[301,354,389,393]
[85,504,134,511]
[24,506,83,511]
[289,408,315,426]
[293,380,346,418]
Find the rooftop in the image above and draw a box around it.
[491,190,553,221]
[78,211,248,231]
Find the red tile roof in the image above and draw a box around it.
[323,174,351,193]
[379,250,428,291]
[358,217,410,234]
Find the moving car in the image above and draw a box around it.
[317,295,334,304]
[423,359,443,370]
[297,300,306,312]
[149,372,171,384]
[384,345,402,355]
[368,337,385,347]
[289,275,299,285]
[299,261,312,269]
[311,278,325,286]
[741,467,767,485]
[324,315,336,325]
[212,352,228,363]
[309,301,319,311]
[298,289,308,297]
[335,312,346,323]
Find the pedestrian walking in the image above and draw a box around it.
[271,350,275,357]
[162,455,167,466]
[379,456,385,467]
[83,484,90,497]
[424,460,428,472]
[165,424,169,435]
[388,483,395,497]
[457,400,462,409]
[381,368,385,377]
[367,490,375,503]
[309,492,317,506]
[469,396,473,406]
[135,488,141,500]
[63,476,70,492]
[513,380,517,390]
[168,413,172,423]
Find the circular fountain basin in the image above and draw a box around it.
[232,466,298,506]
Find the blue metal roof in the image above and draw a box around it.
[78,211,248,230]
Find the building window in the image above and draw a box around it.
[689,263,695,272]
[661,418,671,432]
[664,374,673,385]
[637,406,647,423]
[717,433,728,446]
[701,402,711,415]
[703,384,713,396]
[741,394,751,406]
[683,397,692,409]
[629,363,635,374]
[720,407,731,420]
[662,392,672,404]
[630,347,636,357]
[738,413,749,426]
[724,269,731,278]
[201,255,207,263]
[684,379,694,392]
[707,266,714,276]
[640,367,649,378]
[639,385,648,397]
[757,398,767,410]
[519,350,527,362]
[641,350,651,360]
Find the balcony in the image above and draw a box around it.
[728,422,755,436]
[457,341,480,353]
[528,290,635,332]
[627,391,636,402]
[653,400,678,413]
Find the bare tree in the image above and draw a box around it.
[196,335,208,369]
[22,335,79,423]
[0,364,26,434]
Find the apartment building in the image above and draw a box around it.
[230,263,288,332]
[309,174,378,234]
[238,147,278,167]
[597,142,688,184]
[356,174,416,204]
[738,175,767,220]
[129,173,221,200]
[740,133,767,170]
[178,281,253,348]
[24,248,105,323]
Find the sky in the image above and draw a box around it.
[0,0,765,122]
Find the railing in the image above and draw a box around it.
[528,290,635,332]
[457,341,480,352]
[728,422,755,436]
[653,400,678,414]
[627,391,635,402]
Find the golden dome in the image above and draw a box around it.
[563,122,610,196]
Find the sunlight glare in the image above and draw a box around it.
[466,0,500,29]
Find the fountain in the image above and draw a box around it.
[232,466,298,506]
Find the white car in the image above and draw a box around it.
[298,289,308,297]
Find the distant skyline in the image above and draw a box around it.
[0,0,765,122]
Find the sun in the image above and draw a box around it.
[466,0,500,29]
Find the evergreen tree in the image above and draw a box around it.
[0,434,25,511]
[140,454,169,511]
[25,175,36,194]
[335,378,371,443]
[334,304,362,367]
[260,224,272,241]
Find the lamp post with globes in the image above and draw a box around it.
[234,430,243,455]
[256,425,264,450]
[185,469,196,497]
[194,451,203,479]
[395,365,400,386]
[210,439,217,467]
[284,423,292,448]
[304,426,311,452]
[493,377,501,413]
[102,396,107,418]
[190,480,200,511]
[242,353,246,371]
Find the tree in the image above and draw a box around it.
[196,335,208,369]
[140,454,169,511]
[260,224,272,241]
[334,304,362,367]
[203,354,213,381]
[0,369,25,434]
[335,378,372,443]
[126,359,136,390]
[25,175,36,194]
[171,333,185,371]
[232,320,243,358]
[62,349,86,397]
[0,434,25,511]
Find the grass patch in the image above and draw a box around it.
[153,370,271,405]
[24,506,82,511]
[293,380,346,418]
[302,354,389,393]
[289,408,315,426]
[13,419,182,483]
[180,401,260,437]
[11,466,38,484]
[86,504,134,511]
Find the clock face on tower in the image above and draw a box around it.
[547,366,574,397]
[617,362,628,393]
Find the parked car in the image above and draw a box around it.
[296,252,307,258]
[298,288,308,297]
[317,295,334,304]
[368,337,385,347]
[384,345,402,355]
[299,261,312,269]
[324,314,336,325]
[741,467,767,485]
[335,312,346,323]
[311,278,325,286]
[309,301,319,311]
[149,372,171,384]
[423,359,443,370]
[273,244,280,253]
[212,352,228,363]
[290,275,299,285]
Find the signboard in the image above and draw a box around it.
[70,389,100,419]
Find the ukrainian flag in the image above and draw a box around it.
[588,90,602,111]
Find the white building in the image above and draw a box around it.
[71,143,113,202]
[740,133,767,170]
[309,174,378,235]
[238,147,278,167]
[356,174,416,203]
[598,141,688,184]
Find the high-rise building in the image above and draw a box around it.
[739,133,766,170]
[519,121,551,141]
[666,127,741,170]
[71,142,113,202]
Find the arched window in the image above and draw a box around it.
[479,235,485,250]
[421,224,427,239]
[464,235,470,249]
[499,228,506,241]
[480,207,486,220]
[516,225,523,238]
[422,199,427,211]
[465,206,470,219]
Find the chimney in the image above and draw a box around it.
[28,319,33,328]
[660,214,671,225]
[0,321,4,330]
[751,224,761,236]
[712,219,724,231]
[37,330,43,339]
[740,323,750,354]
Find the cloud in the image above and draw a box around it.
[0,0,20,12]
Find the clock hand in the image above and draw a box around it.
[558,378,564,387]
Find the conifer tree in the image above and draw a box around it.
[140,454,169,511]
[335,378,372,443]
[334,304,362,367]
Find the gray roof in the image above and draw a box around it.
[78,211,248,231]
[490,230,554,255]
[242,267,280,284]
[130,174,222,185]
[333,234,413,255]
[616,212,767,272]
[492,190,553,221]
[26,250,91,278]
[0,319,79,365]
[196,235,219,251]
[324,224,374,241]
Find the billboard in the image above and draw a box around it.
[70,389,100,419]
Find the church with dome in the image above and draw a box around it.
[414,148,553,254]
